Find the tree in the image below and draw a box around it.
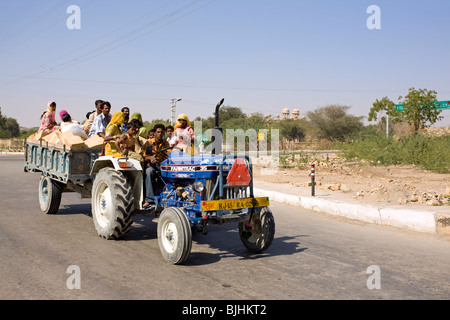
[272,118,307,142]
[307,105,364,141]
[369,87,442,132]
[368,96,397,123]
[144,118,171,131]
[0,107,20,138]
[0,107,6,127]
[4,118,20,137]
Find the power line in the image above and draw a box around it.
[1,0,98,56]
[0,73,408,92]
[41,0,214,73]
[0,0,69,47]
[22,0,176,74]
[4,72,450,97]
[2,0,215,85]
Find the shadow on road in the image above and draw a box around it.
[55,206,308,266]
[57,203,92,216]
[189,223,308,265]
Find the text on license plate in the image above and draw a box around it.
[201,197,269,211]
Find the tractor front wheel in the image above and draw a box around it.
[157,207,192,265]
[239,206,275,253]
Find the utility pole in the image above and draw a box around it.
[171,98,182,125]
[386,113,389,138]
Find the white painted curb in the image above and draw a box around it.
[254,187,438,234]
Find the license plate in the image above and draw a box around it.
[201,197,270,212]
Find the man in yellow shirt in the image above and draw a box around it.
[143,123,170,209]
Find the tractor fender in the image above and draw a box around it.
[90,156,143,175]
[91,156,144,209]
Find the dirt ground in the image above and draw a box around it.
[253,152,450,208]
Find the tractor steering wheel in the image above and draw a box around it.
[153,146,182,158]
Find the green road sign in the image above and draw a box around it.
[396,100,450,111]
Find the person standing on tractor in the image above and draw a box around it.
[174,114,195,155]
[143,123,170,210]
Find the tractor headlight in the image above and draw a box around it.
[193,181,204,193]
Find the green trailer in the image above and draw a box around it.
[23,139,101,213]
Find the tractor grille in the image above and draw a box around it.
[203,177,250,201]
[224,186,249,199]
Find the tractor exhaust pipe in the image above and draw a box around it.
[212,98,224,155]
[215,98,224,128]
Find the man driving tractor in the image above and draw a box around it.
[143,123,170,210]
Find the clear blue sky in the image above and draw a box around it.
[1,0,449,128]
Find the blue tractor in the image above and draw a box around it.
[154,150,274,264]
[27,99,275,265]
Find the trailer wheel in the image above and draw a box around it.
[91,168,134,239]
[157,207,192,265]
[38,175,62,214]
[239,206,275,253]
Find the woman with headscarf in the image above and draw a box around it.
[104,111,125,157]
[174,113,195,155]
[130,112,148,139]
[38,101,60,133]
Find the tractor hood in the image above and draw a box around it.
[160,151,238,180]
[162,151,235,166]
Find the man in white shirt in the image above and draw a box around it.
[88,102,112,138]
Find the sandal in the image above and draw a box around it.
[143,202,156,210]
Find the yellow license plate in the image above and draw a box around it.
[201,197,270,212]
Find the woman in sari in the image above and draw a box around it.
[174,113,195,155]
[38,101,60,133]
[104,111,125,157]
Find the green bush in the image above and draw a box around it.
[340,133,450,173]
[19,127,39,139]
[307,105,364,141]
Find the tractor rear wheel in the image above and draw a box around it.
[157,207,192,265]
[38,175,62,214]
[239,206,275,253]
[91,168,134,239]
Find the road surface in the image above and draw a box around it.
[1,155,449,300]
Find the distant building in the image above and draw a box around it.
[267,108,305,121]
[282,108,290,119]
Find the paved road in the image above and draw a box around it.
[1,155,449,300]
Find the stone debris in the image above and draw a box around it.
[256,150,449,208]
